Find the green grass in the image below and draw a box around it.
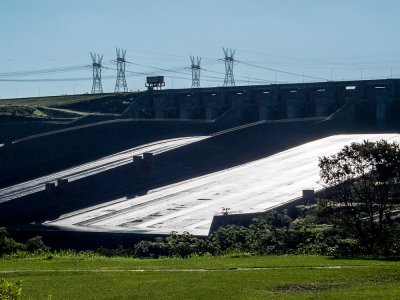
[31,108,48,117]
[0,94,107,107]
[1,255,399,299]
[0,105,81,119]
[0,94,109,118]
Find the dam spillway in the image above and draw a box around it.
[47,134,400,236]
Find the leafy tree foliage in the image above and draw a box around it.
[24,236,49,253]
[207,225,253,253]
[0,228,50,257]
[134,232,208,258]
[0,228,21,256]
[132,211,350,258]
[319,140,400,255]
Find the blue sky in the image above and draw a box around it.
[1,0,400,98]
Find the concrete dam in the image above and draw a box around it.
[1,78,400,249]
[124,78,400,128]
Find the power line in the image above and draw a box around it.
[2,48,383,92]
[236,60,329,81]
[236,48,366,68]
[0,65,88,78]
[125,48,187,60]
[0,77,95,82]
[202,68,277,84]
[126,60,189,75]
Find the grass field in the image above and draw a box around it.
[0,95,104,120]
[0,94,107,107]
[0,93,133,118]
[0,254,399,299]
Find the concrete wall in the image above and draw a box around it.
[0,119,214,188]
[208,190,318,234]
[2,79,400,246]
[0,117,347,226]
[123,79,400,127]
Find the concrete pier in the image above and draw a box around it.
[153,97,167,119]
[257,90,279,120]
[315,87,337,117]
[231,93,246,119]
[179,102,192,119]
[205,106,218,120]
[45,182,56,193]
[133,155,143,172]
[375,82,397,128]
[204,95,219,120]
[376,95,390,127]
[286,89,305,119]
[178,94,200,119]
[57,178,68,191]
[143,152,154,171]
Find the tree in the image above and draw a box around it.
[0,228,20,256]
[24,236,49,253]
[208,225,253,253]
[318,140,400,255]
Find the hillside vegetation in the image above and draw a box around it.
[0,92,137,118]
[0,94,108,107]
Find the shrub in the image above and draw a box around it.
[0,228,21,256]
[24,236,49,253]
[208,225,253,253]
[0,278,22,300]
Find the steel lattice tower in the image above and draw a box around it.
[223,48,235,86]
[91,53,103,94]
[114,48,128,92]
[190,56,201,88]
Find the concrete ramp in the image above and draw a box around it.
[47,134,400,236]
[0,136,208,203]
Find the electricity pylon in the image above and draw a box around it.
[91,52,103,94]
[190,56,201,88]
[114,48,128,92]
[223,48,235,86]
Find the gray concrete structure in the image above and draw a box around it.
[286,88,307,119]
[375,81,397,128]
[133,155,143,172]
[302,189,315,202]
[45,182,56,193]
[3,140,12,149]
[47,134,400,236]
[57,178,68,190]
[142,152,154,171]
[257,90,279,120]
[123,79,400,127]
[0,137,208,204]
[314,87,337,117]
